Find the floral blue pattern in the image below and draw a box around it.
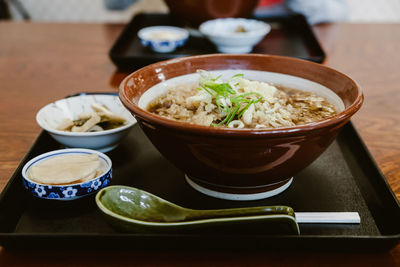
[91,180,102,190]
[102,178,110,187]
[62,186,78,198]
[138,26,188,53]
[22,167,112,200]
[27,181,36,189]
[34,185,47,197]
[48,192,60,199]
[22,149,113,201]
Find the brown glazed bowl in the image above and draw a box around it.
[164,0,260,27]
[119,54,363,201]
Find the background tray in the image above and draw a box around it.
[109,13,326,70]
[0,105,399,251]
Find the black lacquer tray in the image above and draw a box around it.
[0,93,399,251]
[109,13,325,70]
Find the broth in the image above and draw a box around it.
[146,71,338,129]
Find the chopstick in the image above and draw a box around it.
[295,212,360,224]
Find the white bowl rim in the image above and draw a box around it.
[36,95,136,137]
[199,18,271,38]
[22,148,112,187]
[138,25,189,41]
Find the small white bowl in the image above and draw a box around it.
[138,26,189,53]
[199,18,270,53]
[36,94,136,152]
[22,148,112,201]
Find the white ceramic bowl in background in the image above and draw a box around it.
[199,18,270,53]
[22,148,112,201]
[138,26,189,53]
[36,94,136,152]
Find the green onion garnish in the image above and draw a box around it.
[197,71,263,126]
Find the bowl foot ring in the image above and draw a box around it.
[185,175,293,201]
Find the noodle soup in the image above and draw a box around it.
[120,54,362,200]
[146,70,341,129]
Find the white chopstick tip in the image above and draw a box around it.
[295,212,360,224]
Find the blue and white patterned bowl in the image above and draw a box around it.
[22,148,112,201]
[138,26,189,53]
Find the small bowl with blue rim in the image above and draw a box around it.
[22,148,112,201]
[138,26,189,53]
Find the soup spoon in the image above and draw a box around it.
[96,186,360,234]
[95,185,300,234]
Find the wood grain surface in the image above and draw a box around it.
[314,24,400,201]
[0,22,399,266]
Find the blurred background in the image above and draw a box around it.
[1,0,400,23]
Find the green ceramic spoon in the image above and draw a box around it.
[95,185,300,234]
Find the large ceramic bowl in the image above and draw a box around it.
[119,54,363,201]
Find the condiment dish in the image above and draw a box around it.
[22,148,112,200]
[199,18,270,53]
[36,94,136,152]
[138,26,189,53]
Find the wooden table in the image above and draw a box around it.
[0,22,399,266]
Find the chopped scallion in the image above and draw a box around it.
[197,71,263,126]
